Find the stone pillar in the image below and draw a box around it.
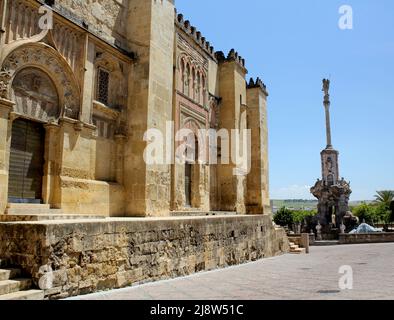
[324,103,332,148]
[124,0,175,216]
[55,119,97,213]
[301,233,310,254]
[0,0,7,46]
[42,122,61,207]
[0,98,14,214]
[80,37,96,124]
[322,79,332,149]
[217,54,247,214]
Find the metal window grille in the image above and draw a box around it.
[97,68,110,105]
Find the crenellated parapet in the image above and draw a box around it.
[215,49,246,71]
[175,12,249,72]
[175,12,216,60]
[247,77,269,96]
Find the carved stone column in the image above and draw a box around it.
[0,98,14,213]
[323,79,332,149]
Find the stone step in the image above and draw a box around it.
[170,211,237,217]
[290,248,306,254]
[0,214,107,222]
[0,279,32,296]
[0,268,21,281]
[7,203,50,209]
[5,207,63,215]
[0,289,44,300]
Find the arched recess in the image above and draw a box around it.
[182,118,206,209]
[176,53,208,106]
[0,42,81,121]
[11,67,60,123]
[183,118,202,163]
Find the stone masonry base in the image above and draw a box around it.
[0,215,289,299]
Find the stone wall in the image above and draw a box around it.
[339,233,394,244]
[46,0,129,49]
[0,215,289,299]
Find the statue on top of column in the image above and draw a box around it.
[322,79,330,104]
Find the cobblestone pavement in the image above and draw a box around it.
[69,243,394,300]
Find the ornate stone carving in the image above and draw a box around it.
[208,95,221,129]
[52,0,128,49]
[177,34,209,107]
[0,70,11,99]
[12,68,60,122]
[1,44,81,120]
[322,78,330,99]
[177,34,209,70]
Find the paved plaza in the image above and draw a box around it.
[69,243,394,300]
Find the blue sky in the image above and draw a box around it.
[176,0,394,200]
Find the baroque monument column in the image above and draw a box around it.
[311,79,352,236]
[323,79,333,149]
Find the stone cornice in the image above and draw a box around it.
[0,98,15,109]
[93,100,121,121]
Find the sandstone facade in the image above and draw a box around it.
[0,0,271,217]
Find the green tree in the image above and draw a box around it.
[371,203,390,224]
[274,207,293,227]
[353,202,373,224]
[373,191,394,229]
[292,210,316,224]
[374,191,394,207]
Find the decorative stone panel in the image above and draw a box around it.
[1,43,81,120]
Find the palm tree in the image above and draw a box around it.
[374,190,394,207]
